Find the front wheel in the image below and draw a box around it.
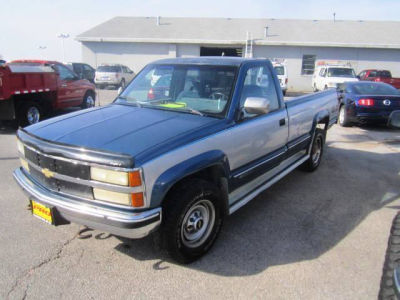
[161,179,223,264]
[300,128,325,172]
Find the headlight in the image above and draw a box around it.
[91,167,129,186]
[17,139,25,156]
[90,167,144,207]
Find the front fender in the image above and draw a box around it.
[150,150,230,207]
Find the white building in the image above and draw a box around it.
[77,17,400,92]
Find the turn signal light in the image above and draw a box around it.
[357,98,375,106]
[131,192,144,207]
[129,171,142,187]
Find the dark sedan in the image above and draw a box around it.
[337,81,400,127]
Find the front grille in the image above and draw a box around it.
[24,146,93,199]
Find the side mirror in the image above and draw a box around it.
[117,87,123,95]
[243,97,270,115]
[388,111,400,129]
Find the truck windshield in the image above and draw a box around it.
[327,68,356,78]
[116,64,237,117]
[274,66,285,75]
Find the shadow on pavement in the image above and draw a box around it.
[114,144,400,276]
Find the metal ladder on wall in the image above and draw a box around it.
[244,31,253,58]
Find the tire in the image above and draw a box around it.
[19,102,42,126]
[282,90,287,96]
[338,105,352,127]
[161,179,223,264]
[120,79,126,89]
[81,92,95,109]
[299,128,325,172]
[313,84,319,92]
[324,85,328,90]
[378,212,400,300]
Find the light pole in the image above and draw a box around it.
[57,33,69,62]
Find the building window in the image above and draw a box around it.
[301,55,316,75]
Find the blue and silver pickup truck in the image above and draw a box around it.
[14,57,338,263]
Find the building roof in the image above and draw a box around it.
[77,16,400,49]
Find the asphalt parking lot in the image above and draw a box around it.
[1,89,400,299]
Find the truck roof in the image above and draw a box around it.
[151,57,270,66]
[11,59,61,65]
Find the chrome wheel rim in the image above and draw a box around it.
[312,137,322,164]
[181,199,215,248]
[86,96,95,107]
[27,107,40,124]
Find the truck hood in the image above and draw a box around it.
[26,104,228,165]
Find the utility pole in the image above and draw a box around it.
[57,33,70,62]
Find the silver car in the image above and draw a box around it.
[95,64,135,89]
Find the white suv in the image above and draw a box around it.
[312,65,358,92]
[273,63,288,96]
[95,64,135,89]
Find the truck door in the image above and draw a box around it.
[229,63,288,187]
[54,64,85,108]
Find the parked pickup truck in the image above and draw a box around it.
[14,57,338,263]
[0,60,96,125]
[357,69,400,90]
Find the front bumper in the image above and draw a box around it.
[13,168,162,239]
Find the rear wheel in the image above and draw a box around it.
[313,83,319,92]
[81,93,95,109]
[300,128,325,172]
[161,179,223,264]
[19,102,42,126]
[338,105,351,127]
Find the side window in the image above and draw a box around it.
[54,64,76,81]
[83,64,93,72]
[368,71,376,78]
[319,68,326,77]
[240,65,280,118]
[74,64,83,74]
[122,66,128,73]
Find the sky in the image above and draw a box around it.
[0,0,399,62]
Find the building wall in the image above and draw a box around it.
[253,45,400,92]
[82,41,400,92]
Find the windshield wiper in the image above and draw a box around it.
[117,96,142,107]
[184,108,204,116]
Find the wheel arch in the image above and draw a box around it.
[150,150,231,216]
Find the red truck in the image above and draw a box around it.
[0,60,96,126]
[357,69,400,89]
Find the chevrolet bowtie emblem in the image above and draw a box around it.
[41,168,54,178]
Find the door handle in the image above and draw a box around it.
[279,118,286,126]
[61,84,68,87]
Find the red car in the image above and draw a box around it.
[0,60,96,125]
[358,69,400,89]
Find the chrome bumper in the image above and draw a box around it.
[13,168,162,239]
